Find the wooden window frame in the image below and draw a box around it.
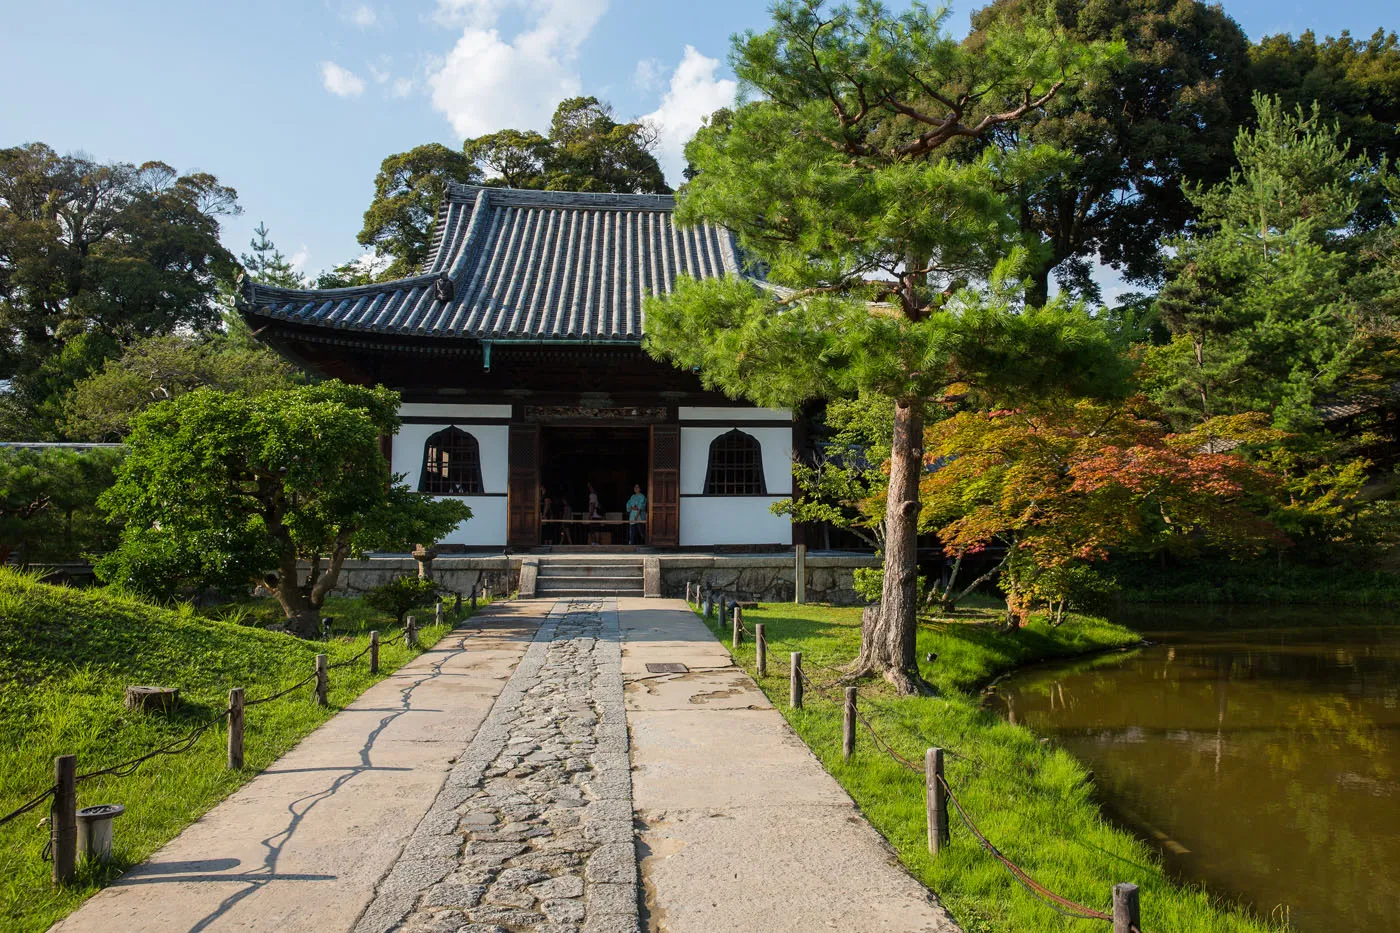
[419,426,484,496]
[702,429,767,496]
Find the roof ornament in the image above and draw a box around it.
[433,275,455,303]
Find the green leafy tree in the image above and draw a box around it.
[241,221,305,289]
[645,0,1127,693]
[357,144,482,279]
[363,576,446,625]
[540,97,669,193]
[463,129,551,189]
[1251,29,1400,172]
[0,144,240,439]
[314,255,387,289]
[1146,93,1397,431]
[64,329,302,440]
[969,0,1252,305]
[96,382,471,637]
[0,446,124,565]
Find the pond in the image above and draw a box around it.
[984,606,1400,933]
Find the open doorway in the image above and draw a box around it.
[539,426,649,545]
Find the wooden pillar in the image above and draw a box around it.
[927,748,949,856]
[314,654,328,706]
[842,687,857,761]
[369,631,380,674]
[1113,883,1140,933]
[227,688,245,770]
[755,623,767,676]
[794,543,807,604]
[51,755,76,885]
[790,652,803,709]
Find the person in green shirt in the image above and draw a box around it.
[626,484,647,545]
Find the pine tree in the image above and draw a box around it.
[645,0,1127,694]
[240,222,305,289]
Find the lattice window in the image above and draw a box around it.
[703,430,767,496]
[419,427,484,495]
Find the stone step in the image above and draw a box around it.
[537,564,643,578]
[536,573,643,587]
[537,587,645,597]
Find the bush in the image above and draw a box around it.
[853,567,884,603]
[363,576,444,624]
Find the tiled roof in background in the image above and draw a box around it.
[239,185,743,344]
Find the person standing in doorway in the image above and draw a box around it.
[627,483,647,545]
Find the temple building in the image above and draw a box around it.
[238,184,795,551]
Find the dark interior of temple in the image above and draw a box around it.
[539,426,649,542]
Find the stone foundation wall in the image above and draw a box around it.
[322,557,518,598]
[656,553,878,606]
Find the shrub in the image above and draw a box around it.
[363,576,444,624]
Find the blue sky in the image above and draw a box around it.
[2,0,1394,283]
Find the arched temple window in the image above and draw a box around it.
[703,429,767,495]
[419,427,484,495]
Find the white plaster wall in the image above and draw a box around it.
[679,426,793,496]
[678,406,791,422]
[678,425,793,545]
[679,497,790,546]
[391,421,509,546]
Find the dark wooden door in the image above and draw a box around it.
[507,423,540,548]
[649,424,680,547]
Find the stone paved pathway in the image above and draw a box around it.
[354,598,637,933]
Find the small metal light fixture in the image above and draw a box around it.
[76,804,125,863]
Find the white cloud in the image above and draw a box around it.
[320,61,366,98]
[633,57,664,92]
[345,3,378,28]
[642,47,737,184]
[428,0,607,138]
[391,77,415,98]
[289,245,310,273]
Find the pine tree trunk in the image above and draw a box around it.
[853,398,930,695]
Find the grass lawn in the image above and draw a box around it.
[700,599,1282,933]
[0,569,485,933]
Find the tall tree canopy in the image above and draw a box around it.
[1146,93,1399,432]
[361,97,668,276]
[1251,29,1400,170]
[0,144,239,439]
[968,0,1252,305]
[356,143,482,279]
[646,0,1127,693]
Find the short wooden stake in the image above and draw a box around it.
[790,651,803,709]
[732,605,743,647]
[227,688,244,770]
[843,687,857,761]
[794,543,807,604]
[369,630,380,674]
[927,747,949,856]
[314,654,328,706]
[454,591,462,614]
[703,592,712,621]
[755,623,767,676]
[435,599,443,627]
[405,614,418,649]
[1112,882,1140,933]
[51,754,77,885]
[471,584,478,610]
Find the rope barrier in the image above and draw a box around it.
[937,772,1115,923]
[325,640,374,670]
[76,708,228,783]
[699,600,1138,929]
[0,787,55,829]
[243,671,318,707]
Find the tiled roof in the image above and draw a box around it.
[239,185,744,343]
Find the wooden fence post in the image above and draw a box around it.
[51,754,76,885]
[790,652,803,709]
[794,543,807,604]
[370,630,380,674]
[927,748,949,856]
[732,605,743,647]
[755,623,767,676]
[406,615,418,649]
[435,599,443,627]
[227,688,244,770]
[471,584,478,610]
[1113,883,1140,933]
[843,687,857,761]
[314,654,328,706]
[704,592,712,621]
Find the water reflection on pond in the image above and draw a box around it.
[984,606,1399,933]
